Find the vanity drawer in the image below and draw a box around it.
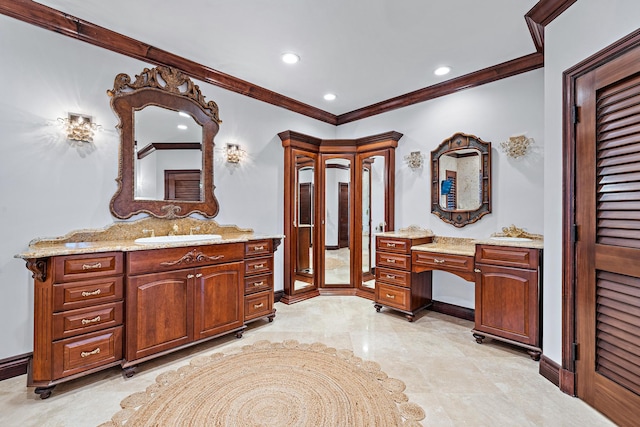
[376,283,410,310]
[53,276,123,312]
[245,256,273,276]
[376,267,411,288]
[245,240,272,258]
[52,326,123,380]
[244,290,273,321]
[244,274,273,294]
[52,301,123,340]
[475,245,539,269]
[376,252,410,270]
[412,251,474,273]
[127,243,244,275]
[54,252,123,283]
[377,237,411,254]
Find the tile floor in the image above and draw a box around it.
[0,296,616,426]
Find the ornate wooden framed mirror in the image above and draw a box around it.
[431,132,491,227]
[108,66,221,219]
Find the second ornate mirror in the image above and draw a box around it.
[431,132,491,227]
[108,66,221,219]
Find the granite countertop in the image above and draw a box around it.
[411,237,477,256]
[15,217,284,259]
[376,227,435,239]
[412,235,544,256]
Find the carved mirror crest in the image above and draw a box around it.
[108,66,221,219]
[431,132,491,227]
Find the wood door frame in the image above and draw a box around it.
[562,28,640,396]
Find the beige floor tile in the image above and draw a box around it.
[0,296,616,427]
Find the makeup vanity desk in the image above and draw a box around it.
[373,230,544,360]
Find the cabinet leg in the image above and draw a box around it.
[374,304,382,313]
[123,366,137,378]
[236,330,244,339]
[268,314,275,323]
[527,350,541,361]
[405,314,415,322]
[35,386,55,399]
[473,333,485,344]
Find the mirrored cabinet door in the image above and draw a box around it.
[294,154,316,294]
[323,157,353,286]
[279,130,400,304]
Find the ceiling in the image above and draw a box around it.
[34,0,539,117]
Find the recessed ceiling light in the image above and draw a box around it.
[281,53,300,64]
[323,93,337,101]
[434,66,451,76]
[177,124,188,130]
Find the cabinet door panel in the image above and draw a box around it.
[126,271,193,361]
[194,262,244,340]
[475,265,538,345]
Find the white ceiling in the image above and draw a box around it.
[36,0,539,115]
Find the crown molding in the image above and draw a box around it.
[0,0,575,125]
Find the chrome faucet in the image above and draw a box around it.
[142,228,155,238]
[190,226,201,235]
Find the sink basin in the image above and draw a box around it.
[134,234,222,244]
[489,236,533,242]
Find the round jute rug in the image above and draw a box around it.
[99,340,425,426]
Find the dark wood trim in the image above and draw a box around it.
[0,353,31,381]
[525,1,577,52]
[336,53,544,125]
[562,27,640,392]
[137,142,201,160]
[0,0,336,125]
[430,300,475,322]
[539,354,561,387]
[0,1,576,126]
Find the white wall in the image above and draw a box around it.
[543,0,640,364]
[0,16,335,359]
[338,70,545,308]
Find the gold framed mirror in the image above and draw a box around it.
[108,66,221,219]
[431,132,491,227]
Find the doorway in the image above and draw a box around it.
[565,29,640,427]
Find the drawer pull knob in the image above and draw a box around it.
[81,347,100,358]
[474,268,481,273]
[253,281,265,287]
[387,259,396,263]
[386,243,396,247]
[254,302,264,309]
[195,273,203,278]
[82,262,102,270]
[386,274,396,279]
[81,316,101,325]
[187,274,195,279]
[254,246,265,251]
[434,259,446,264]
[81,289,101,297]
[254,264,265,269]
[385,294,395,299]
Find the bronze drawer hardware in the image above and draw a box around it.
[80,347,100,358]
[82,262,102,270]
[81,316,101,325]
[81,289,101,297]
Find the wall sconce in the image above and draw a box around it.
[224,143,247,164]
[404,151,425,170]
[58,113,100,143]
[500,135,533,159]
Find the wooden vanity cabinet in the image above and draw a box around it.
[473,244,542,360]
[374,235,433,321]
[28,252,124,399]
[125,244,246,367]
[243,239,276,323]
